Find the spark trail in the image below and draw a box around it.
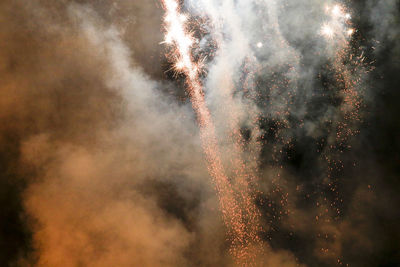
[161,0,261,264]
[197,0,264,258]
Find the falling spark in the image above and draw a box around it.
[161,1,361,265]
[161,0,261,264]
[318,5,365,264]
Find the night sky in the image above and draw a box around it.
[0,0,399,266]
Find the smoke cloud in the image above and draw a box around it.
[0,0,399,266]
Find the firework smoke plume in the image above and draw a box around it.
[0,0,399,267]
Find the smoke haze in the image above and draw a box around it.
[0,0,399,266]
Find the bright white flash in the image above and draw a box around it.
[321,24,334,39]
[332,5,342,17]
[322,4,355,40]
[164,33,173,44]
[256,42,263,48]
[175,60,185,70]
[347,28,354,36]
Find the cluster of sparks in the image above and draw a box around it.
[317,4,367,264]
[321,4,354,40]
[161,1,366,266]
[162,0,262,264]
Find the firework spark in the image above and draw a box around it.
[162,0,365,265]
[161,0,261,264]
[321,24,335,39]
[321,3,355,41]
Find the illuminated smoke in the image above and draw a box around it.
[162,0,363,265]
[161,0,262,264]
[3,0,392,266]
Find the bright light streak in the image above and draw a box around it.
[161,0,260,264]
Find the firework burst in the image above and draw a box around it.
[161,0,367,265]
[162,0,263,264]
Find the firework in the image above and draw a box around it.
[321,3,354,40]
[161,0,262,264]
[161,0,366,265]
